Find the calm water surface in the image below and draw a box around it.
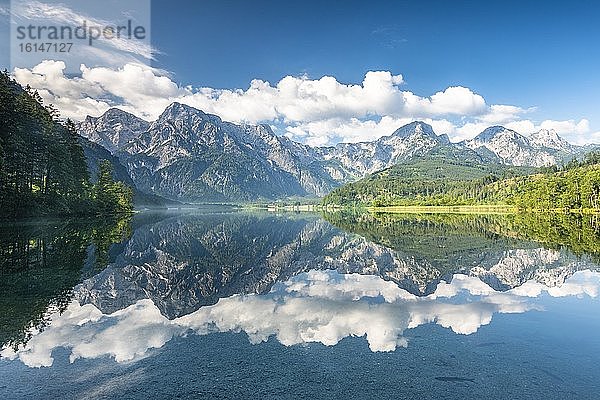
[1,210,600,399]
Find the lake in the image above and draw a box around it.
[1,209,600,399]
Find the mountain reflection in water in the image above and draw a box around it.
[1,209,600,367]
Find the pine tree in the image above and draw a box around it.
[93,160,134,215]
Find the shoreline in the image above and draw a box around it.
[367,205,600,215]
[367,205,517,214]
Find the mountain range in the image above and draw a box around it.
[78,103,598,203]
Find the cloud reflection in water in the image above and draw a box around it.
[3,270,600,367]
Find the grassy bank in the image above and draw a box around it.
[367,204,517,214]
[367,204,600,215]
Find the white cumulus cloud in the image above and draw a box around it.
[10,61,599,145]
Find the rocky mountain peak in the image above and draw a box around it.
[463,126,557,167]
[78,108,149,153]
[102,107,140,120]
[392,121,436,139]
[157,102,221,125]
[475,126,522,142]
[529,128,571,151]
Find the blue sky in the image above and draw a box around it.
[151,0,599,123]
[1,0,599,145]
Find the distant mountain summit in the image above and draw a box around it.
[462,126,584,167]
[392,121,436,139]
[78,104,597,202]
[316,120,459,177]
[79,108,149,154]
[529,128,572,151]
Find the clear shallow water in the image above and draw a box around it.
[1,210,600,399]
